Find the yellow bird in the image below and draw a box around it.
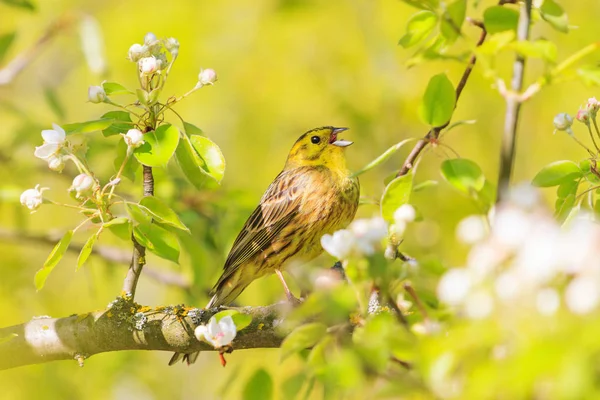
[170,126,359,365]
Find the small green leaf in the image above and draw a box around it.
[126,203,152,224]
[77,233,98,270]
[0,0,35,11]
[176,134,221,189]
[557,179,578,198]
[398,11,438,48]
[62,119,115,134]
[510,40,557,63]
[191,135,226,184]
[381,173,414,222]
[413,180,438,192]
[555,193,576,223]
[440,0,466,43]
[184,122,204,136]
[532,160,582,187]
[281,372,306,400]
[441,159,485,193]
[103,217,130,228]
[139,196,189,232]
[214,310,253,331]
[483,6,519,33]
[102,82,133,96]
[0,32,16,64]
[540,0,569,33]
[476,31,515,55]
[114,140,139,181]
[419,73,456,127]
[44,87,66,121]
[280,323,327,361]
[106,219,132,241]
[577,66,600,86]
[134,124,180,168]
[399,0,439,11]
[243,369,273,400]
[101,111,132,137]
[35,230,74,290]
[136,89,148,105]
[133,222,180,263]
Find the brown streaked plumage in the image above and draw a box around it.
[169,126,359,366]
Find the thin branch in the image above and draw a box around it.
[496,0,532,203]
[397,26,488,177]
[0,228,191,290]
[122,165,154,297]
[0,302,283,371]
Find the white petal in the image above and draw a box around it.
[34,143,59,159]
[207,316,220,336]
[194,325,208,341]
[219,316,237,337]
[52,123,66,137]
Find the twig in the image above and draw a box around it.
[0,15,73,85]
[496,0,532,203]
[0,303,283,370]
[403,282,430,323]
[0,228,191,289]
[122,165,154,297]
[397,26,488,177]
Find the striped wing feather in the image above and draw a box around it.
[214,169,307,286]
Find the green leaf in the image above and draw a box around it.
[106,218,132,241]
[281,372,306,400]
[440,0,466,43]
[399,0,439,11]
[0,32,16,64]
[0,333,18,345]
[381,174,414,222]
[540,0,569,33]
[577,66,600,86]
[77,233,98,270]
[134,124,180,168]
[413,180,438,192]
[419,73,456,127]
[101,111,133,137]
[184,122,204,136]
[126,203,152,224]
[176,133,223,189]
[102,82,133,96]
[133,222,180,263]
[557,179,578,198]
[191,136,226,184]
[441,159,485,193]
[555,193,576,223]
[213,310,253,331]
[44,87,66,121]
[0,0,35,11]
[114,140,139,181]
[531,160,582,187]
[243,369,273,400]
[280,323,328,361]
[139,196,189,232]
[35,230,73,290]
[483,6,519,33]
[510,40,557,63]
[398,11,438,48]
[62,119,115,134]
[476,31,515,55]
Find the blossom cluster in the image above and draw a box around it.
[438,186,600,318]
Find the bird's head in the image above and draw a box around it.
[285,126,353,169]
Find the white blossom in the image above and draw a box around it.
[34,123,66,160]
[70,174,95,196]
[565,277,599,314]
[139,56,159,75]
[349,217,388,255]
[394,204,416,224]
[165,37,179,55]
[456,215,487,244]
[198,68,217,86]
[20,184,47,211]
[194,316,237,348]
[122,129,144,148]
[144,32,157,45]
[128,43,146,62]
[47,154,65,172]
[88,85,106,103]
[464,289,494,319]
[536,288,560,316]
[321,229,355,260]
[553,112,573,133]
[437,268,472,306]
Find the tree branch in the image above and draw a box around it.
[398,26,487,177]
[122,165,154,297]
[0,300,284,371]
[496,0,532,202]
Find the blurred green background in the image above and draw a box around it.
[0,0,599,398]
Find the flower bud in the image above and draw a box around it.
[587,97,600,117]
[47,154,65,172]
[198,68,217,87]
[165,37,179,56]
[88,85,106,103]
[128,43,146,62]
[71,173,95,196]
[139,56,159,75]
[393,204,416,224]
[576,108,590,125]
[20,185,47,211]
[553,112,573,131]
[144,32,157,45]
[122,128,145,148]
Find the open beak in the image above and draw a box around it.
[330,127,353,147]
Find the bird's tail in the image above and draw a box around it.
[168,271,252,366]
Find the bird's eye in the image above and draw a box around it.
[311,136,321,144]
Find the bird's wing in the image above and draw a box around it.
[216,168,309,284]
